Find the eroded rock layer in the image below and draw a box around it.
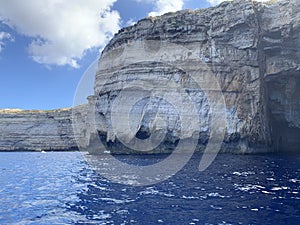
[88,0,299,153]
[0,106,88,151]
[0,109,77,151]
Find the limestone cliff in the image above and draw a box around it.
[0,107,88,151]
[261,0,300,151]
[86,0,299,153]
[0,0,299,153]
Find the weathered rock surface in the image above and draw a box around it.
[89,0,299,154]
[0,108,83,151]
[261,0,300,151]
[0,0,299,153]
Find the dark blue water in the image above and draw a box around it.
[0,152,299,225]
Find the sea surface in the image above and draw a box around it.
[0,152,299,225]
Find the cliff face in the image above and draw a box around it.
[0,0,299,153]
[0,109,77,151]
[0,106,89,151]
[261,0,300,151]
[89,0,299,153]
[92,0,261,153]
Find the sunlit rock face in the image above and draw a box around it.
[89,0,300,153]
[0,105,89,151]
[0,108,77,151]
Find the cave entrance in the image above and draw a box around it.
[266,73,300,152]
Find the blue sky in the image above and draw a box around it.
[0,0,219,110]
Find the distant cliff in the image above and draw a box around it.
[0,0,299,153]
[0,108,77,151]
[0,106,88,151]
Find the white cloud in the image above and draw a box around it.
[125,18,137,27]
[136,0,184,17]
[0,0,120,68]
[0,31,13,53]
[206,0,225,6]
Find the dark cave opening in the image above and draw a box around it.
[266,73,300,152]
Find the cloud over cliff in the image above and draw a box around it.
[148,0,184,16]
[206,0,225,5]
[0,0,120,68]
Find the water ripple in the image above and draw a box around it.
[0,152,299,224]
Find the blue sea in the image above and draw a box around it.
[0,152,299,225]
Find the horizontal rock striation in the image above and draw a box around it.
[89,0,299,154]
[0,107,87,151]
[0,0,299,153]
